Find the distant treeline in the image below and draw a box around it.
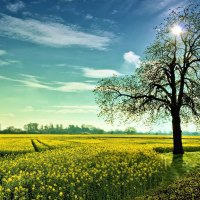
[0,123,137,134]
[0,123,199,135]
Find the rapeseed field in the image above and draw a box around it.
[0,134,199,199]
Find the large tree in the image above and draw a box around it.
[94,4,200,154]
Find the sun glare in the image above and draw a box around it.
[171,25,182,35]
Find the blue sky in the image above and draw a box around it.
[0,0,193,131]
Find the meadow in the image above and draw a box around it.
[0,134,200,199]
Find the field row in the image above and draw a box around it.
[0,137,71,155]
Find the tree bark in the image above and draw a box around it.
[172,112,184,154]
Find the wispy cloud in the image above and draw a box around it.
[61,0,74,2]
[6,1,25,13]
[0,60,10,66]
[56,63,67,67]
[0,74,95,92]
[53,105,98,114]
[111,10,118,15]
[53,81,95,92]
[0,14,112,50]
[85,14,93,20]
[0,50,7,56]
[22,105,98,114]
[160,0,189,16]
[138,0,188,15]
[82,67,122,78]
[0,60,18,66]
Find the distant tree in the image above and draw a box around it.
[67,125,80,134]
[56,124,63,132]
[44,125,49,133]
[3,126,16,133]
[94,4,200,154]
[0,123,134,134]
[0,126,23,134]
[40,125,44,133]
[125,127,137,134]
[24,123,39,133]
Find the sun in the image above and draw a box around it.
[171,25,183,35]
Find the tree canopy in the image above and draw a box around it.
[94,3,200,154]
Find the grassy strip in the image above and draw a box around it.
[31,139,50,152]
[31,139,40,152]
[31,139,54,152]
[144,167,200,200]
[36,139,52,149]
[136,152,200,199]
[154,146,200,153]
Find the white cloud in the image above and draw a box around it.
[0,14,112,50]
[0,75,12,80]
[6,1,25,13]
[53,105,97,109]
[22,106,34,112]
[135,0,179,15]
[0,50,7,56]
[56,63,67,67]
[123,51,141,68]
[0,59,18,66]
[52,105,98,113]
[0,74,95,92]
[85,14,93,20]
[54,81,95,92]
[0,60,10,66]
[83,67,122,78]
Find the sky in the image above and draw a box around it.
[0,0,194,131]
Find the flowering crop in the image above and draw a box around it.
[0,138,34,156]
[0,134,199,199]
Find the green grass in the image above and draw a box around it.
[136,152,200,199]
[144,165,200,200]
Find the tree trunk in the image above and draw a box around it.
[172,113,184,154]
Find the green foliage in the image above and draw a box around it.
[94,3,200,154]
[94,3,200,125]
[0,123,142,134]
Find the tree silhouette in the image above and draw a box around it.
[94,4,200,154]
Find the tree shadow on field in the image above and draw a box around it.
[171,154,185,176]
[134,155,186,199]
[164,154,185,183]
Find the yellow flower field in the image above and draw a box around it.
[0,134,200,199]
